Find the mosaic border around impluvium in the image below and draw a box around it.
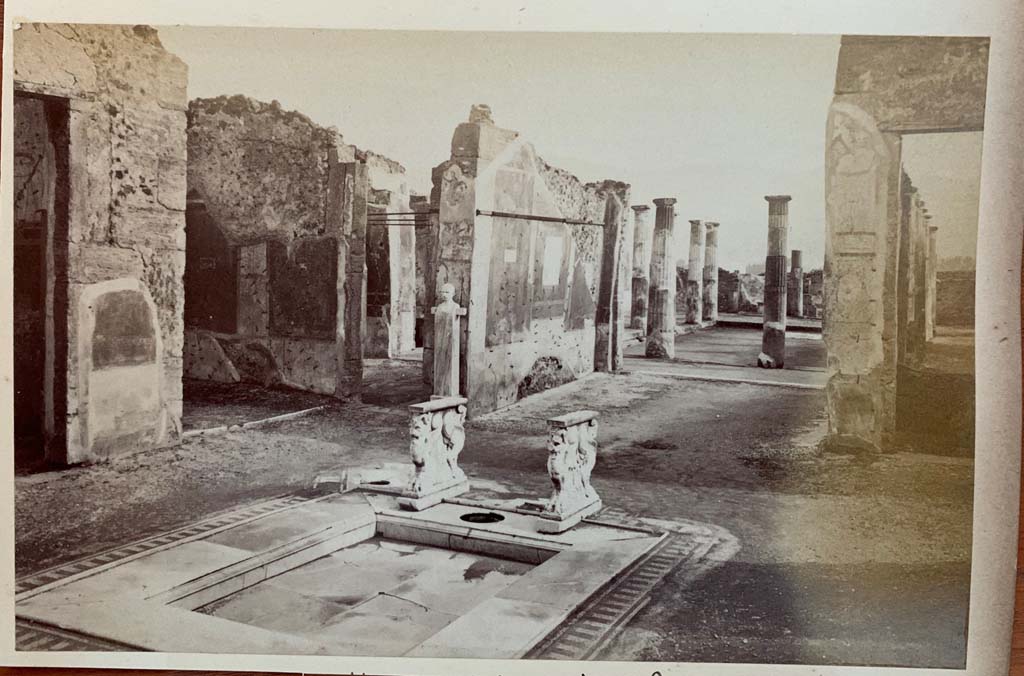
[14,493,314,599]
[527,508,737,661]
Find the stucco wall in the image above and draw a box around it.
[14,23,188,463]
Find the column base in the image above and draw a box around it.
[645,331,676,359]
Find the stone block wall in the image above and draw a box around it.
[184,95,409,394]
[13,23,188,464]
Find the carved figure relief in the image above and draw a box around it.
[546,418,599,517]
[408,402,468,496]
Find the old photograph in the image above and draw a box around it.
[5,19,1000,671]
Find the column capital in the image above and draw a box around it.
[653,197,677,207]
[689,219,703,227]
[631,204,651,213]
[705,221,720,230]
[764,195,792,203]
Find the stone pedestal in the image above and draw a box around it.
[399,396,469,511]
[685,219,706,324]
[645,198,677,358]
[787,249,804,318]
[536,410,602,534]
[702,222,719,323]
[432,283,466,398]
[630,205,653,330]
[759,195,790,368]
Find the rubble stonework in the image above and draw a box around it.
[13,23,188,464]
[183,95,409,394]
[428,106,629,416]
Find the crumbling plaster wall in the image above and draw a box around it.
[184,95,408,393]
[14,23,188,463]
[429,108,629,415]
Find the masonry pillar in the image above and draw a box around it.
[685,219,705,324]
[787,249,804,318]
[412,196,437,384]
[925,218,938,341]
[760,195,790,368]
[334,160,368,398]
[702,222,719,323]
[595,193,625,372]
[630,205,653,330]
[645,198,677,358]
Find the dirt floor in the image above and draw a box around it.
[13,330,973,668]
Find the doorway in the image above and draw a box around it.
[13,92,70,471]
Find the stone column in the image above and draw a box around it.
[925,219,938,341]
[594,194,625,372]
[759,195,790,368]
[685,219,706,324]
[645,198,677,358]
[911,200,929,359]
[702,222,719,323]
[630,205,653,330]
[787,249,804,318]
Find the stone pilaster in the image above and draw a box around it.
[759,195,790,368]
[685,219,706,324]
[630,204,653,330]
[787,249,804,318]
[645,198,677,358]
[335,161,368,398]
[702,222,719,323]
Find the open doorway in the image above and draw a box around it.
[13,92,70,473]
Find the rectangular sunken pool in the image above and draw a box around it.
[195,537,535,656]
[15,491,665,658]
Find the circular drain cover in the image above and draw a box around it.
[459,512,505,524]
[366,480,391,486]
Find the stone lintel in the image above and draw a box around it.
[410,396,468,414]
[547,410,599,428]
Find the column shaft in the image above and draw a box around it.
[702,222,719,323]
[645,198,677,358]
[760,195,790,368]
[630,205,653,330]
[685,220,706,324]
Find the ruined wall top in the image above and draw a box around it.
[13,23,188,110]
[834,35,988,133]
[188,94,406,245]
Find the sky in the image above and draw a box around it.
[157,26,983,271]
